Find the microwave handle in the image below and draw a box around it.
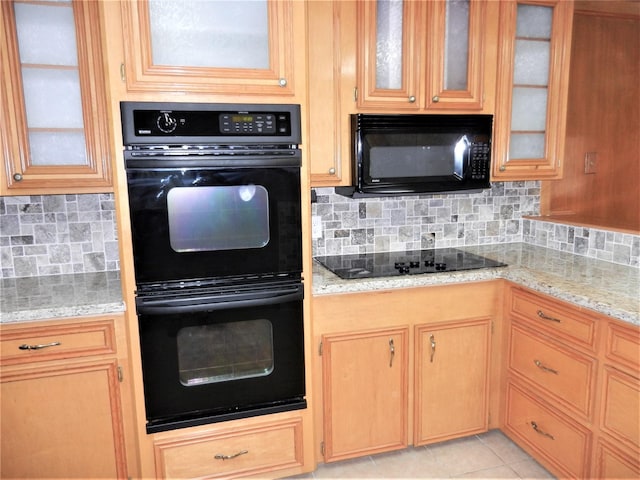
[136,285,303,315]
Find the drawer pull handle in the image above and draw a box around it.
[530,421,555,440]
[18,341,61,350]
[215,450,248,460]
[537,310,561,323]
[389,338,395,367]
[534,360,559,375]
[430,334,436,363]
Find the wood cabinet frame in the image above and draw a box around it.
[120,0,297,96]
[492,0,574,180]
[0,0,112,194]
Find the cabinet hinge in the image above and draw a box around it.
[491,321,494,334]
[319,341,323,356]
[117,365,124,383]
[320,441,325,457]
[488,412,492,424]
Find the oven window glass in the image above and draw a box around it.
[176,319,274,386]
[167,185,269,252]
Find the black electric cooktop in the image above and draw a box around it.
[314,248,507,280]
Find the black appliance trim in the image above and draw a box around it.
[146,399,307,434]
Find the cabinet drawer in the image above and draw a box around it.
[504,382,591,479]
[594,438,640,479]
[508,324,596,418]
[154,417,303,479]
[605,322,640,373]
[0,319,117,366]
[509,289,597,350]
[600,366,640,450]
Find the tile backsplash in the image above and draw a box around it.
[1,184,638,279]
[0,194,119,278]
[312,182,640,268]
[312,182,541,255]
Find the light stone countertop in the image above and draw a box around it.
[0,271,125,323]
[313,243,640,326]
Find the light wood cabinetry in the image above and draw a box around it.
[0,315,134,479]
[0,0,112,195]
[153,416,304,479]
[119,0,303,97]
[503,285,598,478]
[313,282,501,463]
[414,318,491,445]
[502,284,640,479]
[307,0,351,186]
[594,321,640,478]
[321,327,409,462]
[355,0,490,111]
[492,0,574,180]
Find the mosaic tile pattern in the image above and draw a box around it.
[312,182,541,256]
[312,183,640,268]
[523,218,640,267]
[0,194,120,278]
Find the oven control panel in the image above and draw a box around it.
[121,102,301,145]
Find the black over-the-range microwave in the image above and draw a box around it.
[335,113,493,198]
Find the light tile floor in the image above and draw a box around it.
[287,430,555,479]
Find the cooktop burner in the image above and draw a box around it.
[314,248,507,280]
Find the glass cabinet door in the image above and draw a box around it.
[121,0,298,96]
[492,0,574,180]
[356,0,486,111]
[425,0,486,110]
[0,0,111,194]
[357,0,422,109]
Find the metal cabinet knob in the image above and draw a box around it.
[278,78,287,87]
[408,95,416,103]
[432,95,440,102]
[328,168,335,175]
[13,173,23,181]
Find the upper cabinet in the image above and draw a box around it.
[356,0,490,111]
[120,0,302,97]
[0,0,112,195]
[492,0,574,180]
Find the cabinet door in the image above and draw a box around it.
[356,0,422,109]
[308,0,349,186]
[322,327,409,462]
[0,360,127,479]
[121,0,299,96]
[425,0,486,110]
[414,318,491,445]
[0,0,112,194]
[492,0,574,180]
[356,0,486,111]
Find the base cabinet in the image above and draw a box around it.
[313,282,501,464]
[153,417,304,479]
[414,319,491,445]
[0,316,131,479]
[502,284,640,479]
[321,328,409,462]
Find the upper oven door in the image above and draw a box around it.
[125,153,302,287]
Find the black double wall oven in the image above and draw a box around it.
[121,102,305,433]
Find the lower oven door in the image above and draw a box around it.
[136,282,305,433]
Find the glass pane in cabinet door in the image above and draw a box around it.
[444,0,470,90]
[376,0,404,89]
[13,1,88,167]
[148,0,270,69]
[509,3,553,159]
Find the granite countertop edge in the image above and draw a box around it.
[312,243,640,326]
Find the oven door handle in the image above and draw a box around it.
[136,285,303,315]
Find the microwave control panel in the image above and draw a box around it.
[470,142,491,180]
